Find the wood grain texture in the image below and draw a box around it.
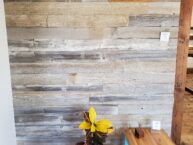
[181,92,193,145]
[4,1,179,144]
[186,74,193,92]
[8,39,178,52]
[125,128,174,145]
[4,2,180,15]
[171,0,193,144]
[6,15,47,27]
[129,15,179,27]
[7,27,178,40]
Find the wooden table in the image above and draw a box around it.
[124,128,175,145]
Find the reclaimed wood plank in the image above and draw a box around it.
[113,27,178,39]
[129,15,179,27]
[6,15,47,27]
[10,62,124,74]
[104,83,174,95]
[7,27,178,40]
[12,83,173,95]
[16,125,83,139]
[90,94,174,105]
[13,92,174,108]
[7,28,112,40]
[4,2,180,16]
[13,95,89,107]
[9,51,100,62]
[8,39,178,51]
[10,61,176,74]
[118,104,173,115]
[14,105,119,115]
[12,84,103,92]
[47,15,129,28]
[11,72,175,86]
[9,50,176,63]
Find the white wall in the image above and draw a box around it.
[0,0,16,144]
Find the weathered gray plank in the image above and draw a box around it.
[123,61,176,73]
[13,95,89,107]
[15,113,82,126]
[14,105,119,115]
[10,62,123,74]
[105,50,176,61]
[10,61,176,74]
[103,83,174,95]
[13,91,98,98]
[12,85,103,92]
[13,92,174,107]
[11,72,175,86]
[129,15,179,27]
[118,104,172,115]
[113,27,178,39]
[8,39,178,51]
[9,50,176,63]
[90,94,174,105]
[9,51,100,63]
[7,27,179,40]
[16,125,83,139]
[7,28,112,40]
[12,83,174,96]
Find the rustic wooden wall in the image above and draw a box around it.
[4,1,180,145]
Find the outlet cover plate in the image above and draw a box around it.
[160,32,170,42]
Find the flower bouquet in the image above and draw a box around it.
[76,107,114,145]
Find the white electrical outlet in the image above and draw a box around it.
[152,121,161,130]
[160,32,170,42]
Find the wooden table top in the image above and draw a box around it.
[125,128,175,145]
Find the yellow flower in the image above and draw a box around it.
[79,107,114,134]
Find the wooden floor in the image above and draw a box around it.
[181,74,193,145]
